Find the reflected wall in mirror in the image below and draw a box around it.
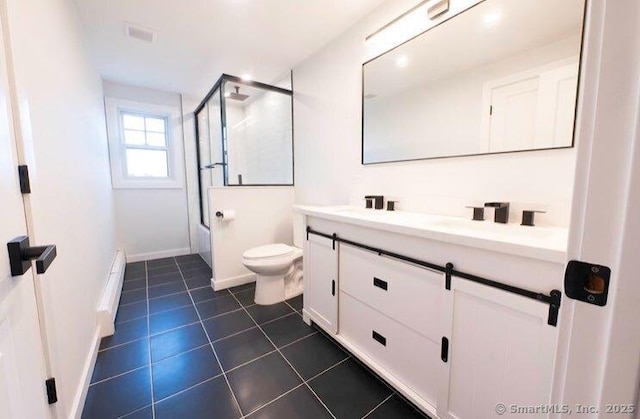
[362,0,586,164]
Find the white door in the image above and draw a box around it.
[552,0,640,414]
[487,76,539,152]
[0,3,50,417]
[534,63,579,148]
[303,234,338,334]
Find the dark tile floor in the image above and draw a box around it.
[82,255,428,419]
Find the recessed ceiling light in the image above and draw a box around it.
[224,92,231,98]
[124,22,157,43]
[484,12,501,26]
[241,74,253,81]
[396,55,409,68]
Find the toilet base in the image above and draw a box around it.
[254,262,303,305]
[254,273,286,305]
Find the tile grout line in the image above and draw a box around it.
[117,403,153,418]
[106,303,262,352]
[91,344,215,388]
[304,355,351,383]
[224,349,279,375]
[121,283,210,303]
[94,330,328,388]
[102,322,320,384]
[243,383,306,417]
[228,292,338,419]
[278,330,319,349]
[283,299,303,316]
[173,258,245,418]
[244,355,351,417]
[361,392,395,419]
[89,364,150,387]
[145,261,157,419]
[152,372,225,405]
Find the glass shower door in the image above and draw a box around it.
[198,87,225,228]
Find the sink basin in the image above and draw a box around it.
[429,218,560,239]
[295,205,569,263]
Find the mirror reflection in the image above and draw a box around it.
[362,0,586,164]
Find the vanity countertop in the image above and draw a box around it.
[294,205,568,264]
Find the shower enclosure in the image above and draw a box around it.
[194,74,294,228]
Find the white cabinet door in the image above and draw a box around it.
[0,6,50,416]
[303,233,338,334]
[440,280,557,419]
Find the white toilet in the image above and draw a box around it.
[242,215,304,305]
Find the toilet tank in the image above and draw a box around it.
[292,212,305,248]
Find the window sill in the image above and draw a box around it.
[112,178,183,190]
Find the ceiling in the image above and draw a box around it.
[72,0,386,99]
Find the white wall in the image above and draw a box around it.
[209,187,295,290]
[7,0,116,416]
[293,0,577,227]
[103,81,192,261]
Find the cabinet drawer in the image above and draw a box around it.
[339,244,443,339]
[339,292,440,406]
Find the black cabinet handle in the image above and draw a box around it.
[373,277,388,291]
[331,280,335,296]
[372,330,387,346]
[7,236,57,276]
[441,337,449,362]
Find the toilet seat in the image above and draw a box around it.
[243,243,294,260]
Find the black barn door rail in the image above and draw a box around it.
[306,227,561,327]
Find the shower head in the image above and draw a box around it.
[228,86,250,101]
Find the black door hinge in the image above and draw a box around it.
[18,165,31,194]
[45,377,58,404]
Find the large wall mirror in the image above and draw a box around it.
[362,0,587,164]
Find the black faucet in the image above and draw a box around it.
[365,195,384,210]
[484,202,510,223]
[466,206,485,221]
[521,210,546,226]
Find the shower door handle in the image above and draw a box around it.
[200,162,227,170]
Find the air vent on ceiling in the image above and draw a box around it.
[124,22,156,43]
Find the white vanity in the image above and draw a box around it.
[295,205,568,419]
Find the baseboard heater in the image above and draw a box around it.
[97,250,126,337]
[306,227,561,327]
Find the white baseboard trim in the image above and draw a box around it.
[126,247,191,263]
[213,273,256,291]
[69,325,102,419]
[97,250,126,337]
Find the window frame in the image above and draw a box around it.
[105,98,183,189]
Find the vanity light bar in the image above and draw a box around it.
[306,226,562,327]
[365,0,430,42]
[365,0,448,43]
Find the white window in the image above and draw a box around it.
[105,98,183,189]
